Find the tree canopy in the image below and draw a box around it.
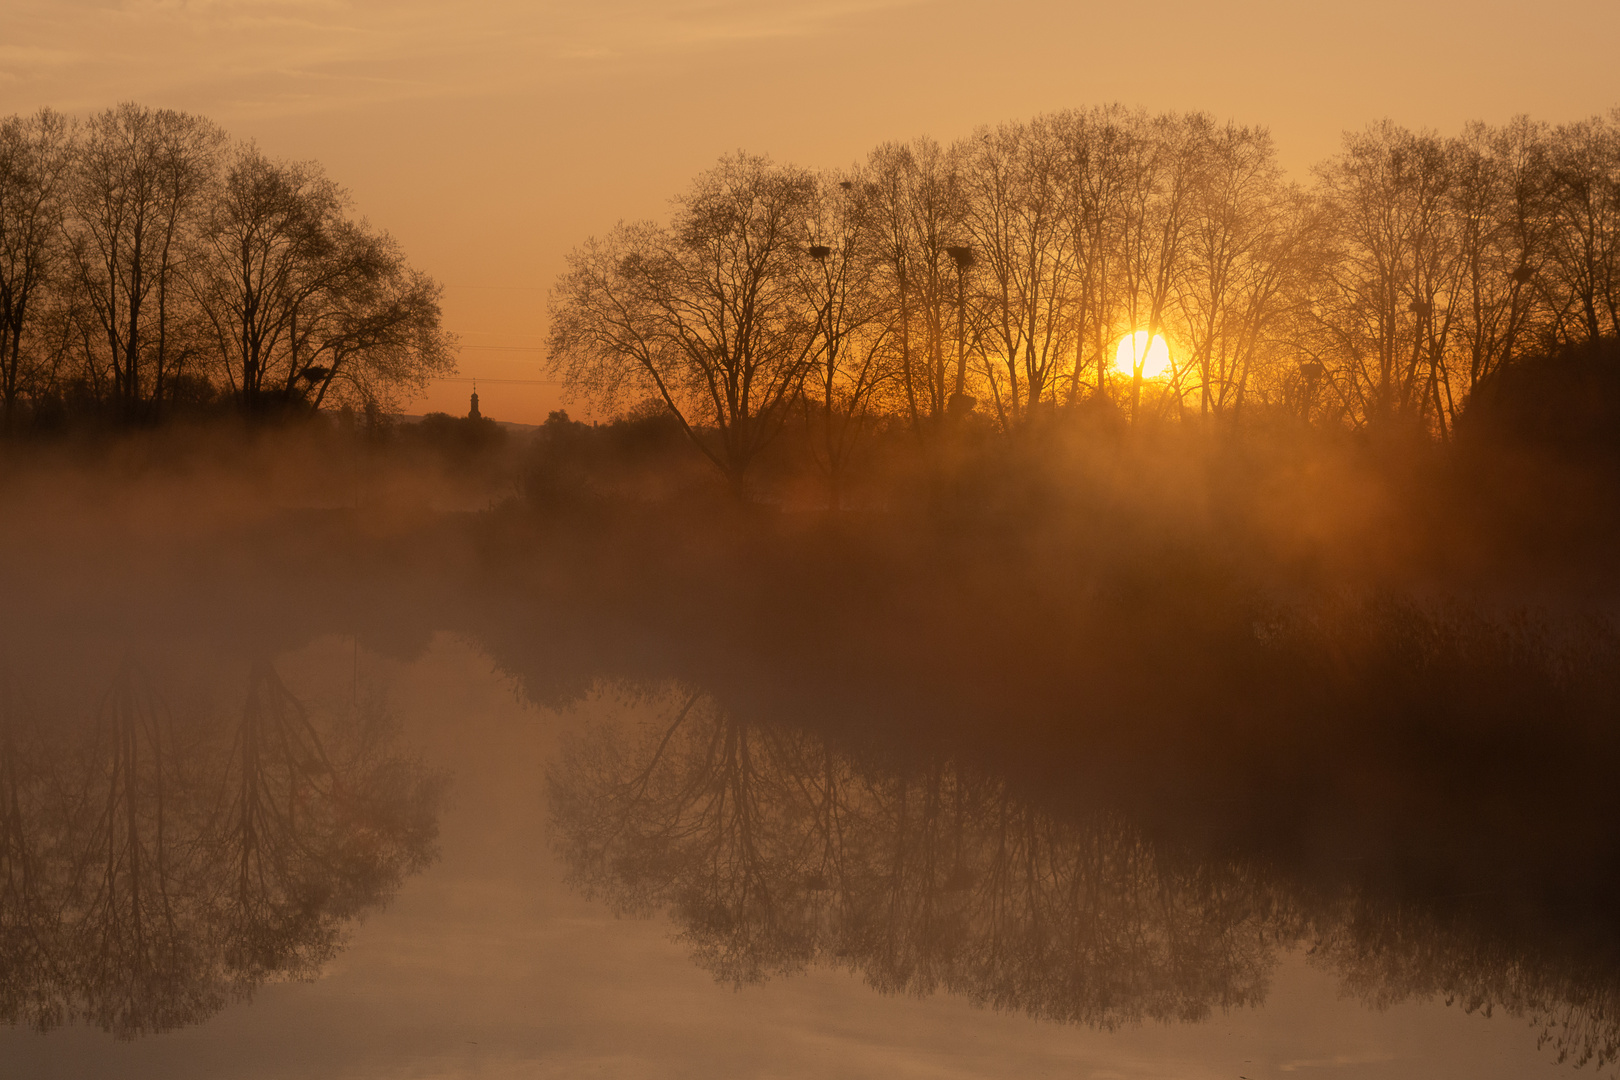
[0,103,454,429]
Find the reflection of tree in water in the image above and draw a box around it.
[549,692,1285,1028]
[222,661,441,988]
[0,655,445,1038]
[551,689,1620,1068]
[70,659,219,1034]
[1313,896,1620,1072]
[0,671,67,1031]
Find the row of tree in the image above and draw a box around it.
[0,103,455,429]
[548,107,1620,494]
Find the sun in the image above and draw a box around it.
[1114,331,1173,379]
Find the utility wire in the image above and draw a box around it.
[431,376,559,385]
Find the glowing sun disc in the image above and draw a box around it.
[1114,331,1172,379]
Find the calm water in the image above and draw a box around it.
[1,498,1617,1079]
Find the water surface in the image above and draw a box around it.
[2,489,1617,1078]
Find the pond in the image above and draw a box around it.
[1,491,1616,1079]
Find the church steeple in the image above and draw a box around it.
[469,381,481,419]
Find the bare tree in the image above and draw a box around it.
[798,169,895,508]
[863,139,967,433]
[548,154,820,495]
[1056,105,1139,407]
[192,147,454,414]
[961,115,1079,427]
[63,104,223,419]
[194,149,339,411]
[1171,122,1311,421]
[1116,113,1202,423]
[1446,118,1551,408]
[1540,113,1620,346]
[1312,122,1464,431]
[299,251,454,414]
[0,110,73,430]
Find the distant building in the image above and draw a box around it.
[469,386,481,419]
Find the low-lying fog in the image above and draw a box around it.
[1,410,1617,1078]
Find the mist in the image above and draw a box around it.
[0,362,1615,1068]
[5,101,1620,1080]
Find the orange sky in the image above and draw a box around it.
[5,0,1616,424]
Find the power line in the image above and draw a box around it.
[457,344,545,352]
[432,376,559,386]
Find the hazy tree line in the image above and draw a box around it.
[549,106,1620,496]
[0,103,454,432]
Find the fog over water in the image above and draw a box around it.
[0,413,1616,1078]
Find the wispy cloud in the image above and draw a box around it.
[0,0,923,117]
[0,44,83,69]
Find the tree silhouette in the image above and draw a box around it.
[548,155,822,495]
[194,148,453,414]
[64,104,225,421]
[0,109,73,430]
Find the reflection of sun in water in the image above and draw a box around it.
[1114,331,1172,379]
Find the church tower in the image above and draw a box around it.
[469,383,481,420]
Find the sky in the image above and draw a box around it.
[3,0,1617,424]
